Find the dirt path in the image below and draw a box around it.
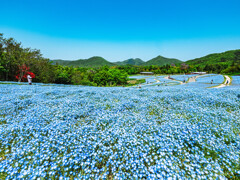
[188,76,197,82]
[164,76,183,84]
[214,75,231,88]
[189,75,206,82]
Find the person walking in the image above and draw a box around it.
[27,74,32,85]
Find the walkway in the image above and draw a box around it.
[214,75,231,88]
[164,76,183,84]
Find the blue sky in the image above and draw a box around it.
[0,0,240,61]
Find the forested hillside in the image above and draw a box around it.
[186,49,240,66]
[52,56,182,67]
[186,50,240,74]
[114,58,144,65]
[52,56,115,67]
[144,55,182,66]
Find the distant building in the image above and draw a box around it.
[192,72,206,75]
[181,63,189,70]
[140,72,154,75]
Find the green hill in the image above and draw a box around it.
[51,55,184,67]
[51,59,71,66]
[186,49,240,66]
[51,56,115,67]
[115,58,145,65]
[143,55,182,66]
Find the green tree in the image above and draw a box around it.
[109,69,128,85]
[93,70,111,86]
[55,66,73,84]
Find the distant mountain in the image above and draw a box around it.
[51,56,115,67]
[186,49,240,66]
[51,59,72,65]
[143,56,182,66]
[115,58,145,65]
[51,55,183,67]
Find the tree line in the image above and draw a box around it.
[1,33,239,86]
[0,33,55,83]
[0,34,128,86]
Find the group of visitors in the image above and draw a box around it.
[211,79,229,85]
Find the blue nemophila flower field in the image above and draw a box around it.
[170,75,198,82]
[0,78,240,179]
[231,76,240,85]
[196,74,224,84]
